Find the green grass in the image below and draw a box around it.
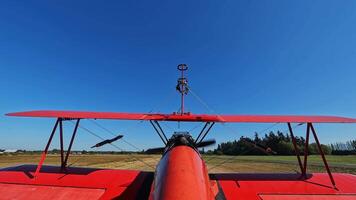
[1,154,355,174]
[203,155,356,174]
[203,155,356,164]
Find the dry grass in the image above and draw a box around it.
[1,154,355,174]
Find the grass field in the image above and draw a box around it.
[1,154,355,174]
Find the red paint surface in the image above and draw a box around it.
[6,110,356,123]
[1,162,356,199]
[0,165,152,200]
[152,146,215,200]
[0,183,105,200]
[259,194,356,200]
[214,173,356,200]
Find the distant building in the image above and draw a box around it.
[3,149,18,153]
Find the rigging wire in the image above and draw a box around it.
[207,123,304,171]
[88,119,162,164]
[208,148,256,171]
[189,122,204,133]
[188,85,307,172]
[190,85,280,135]
[188,87,215,114]
[89,119,143,151]
[257,123,280,135]
[68,120,155,170]
[160,121,174,132]
[89,120,116,137]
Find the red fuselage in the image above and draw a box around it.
[151,145,216,200]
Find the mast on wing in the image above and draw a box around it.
[176,64,189,115]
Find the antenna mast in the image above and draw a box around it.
[176,64,189,115]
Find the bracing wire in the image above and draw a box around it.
[89,120,117,137]
[189,123,204,133]
[188,85,307,172]
[68,120,155,170]
[257,123,280,135]
[207,123,305,171]
[88,119,162,165]
[89,119,143,151]
[188,87,215,114]
[208,148,255,171]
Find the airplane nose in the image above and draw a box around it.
[152,145,215,200]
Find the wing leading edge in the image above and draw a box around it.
[6,110,356,123]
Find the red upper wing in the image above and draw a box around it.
[6,110,356,123]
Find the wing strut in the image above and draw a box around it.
[34,118,80,178]
[195,122,215,145]
[287,123,304,174]
[34,118,60,177]
[150,120,168,145]
[63,119,80,168]
[309,123,336,189]
[288,122,336,189]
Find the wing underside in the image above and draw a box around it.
[6,110,356,123]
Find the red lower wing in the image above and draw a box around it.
[0,165,153,200]
[211,173,356,199]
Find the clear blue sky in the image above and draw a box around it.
[1,0,356,151]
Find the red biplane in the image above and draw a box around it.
[1,64,356,200]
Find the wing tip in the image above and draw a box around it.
[5,110,43,117]
[5,112,17,116]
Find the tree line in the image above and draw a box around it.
[330,140,356,155]
[205,131,355,155]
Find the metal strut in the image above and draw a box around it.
[309,123,336,188]
[150,120,168,145]
[176,64,189,115]
[59,119,64,170]
[287,123,304,174]
[63,119,80,169]
[303,123,310,176]
[195,122,210,143]
[34,118,60,177]
[34,118,81,177]
[196,122,215,145]
[294,123,336,189]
